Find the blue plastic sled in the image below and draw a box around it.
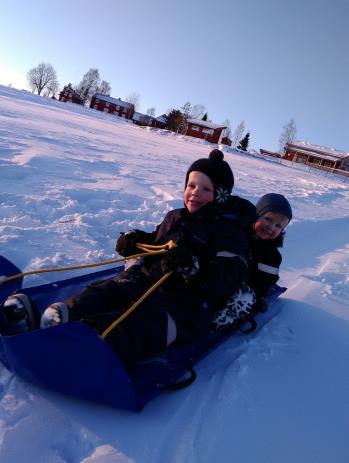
[0,255,286,412]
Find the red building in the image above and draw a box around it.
[185,118,227,144]
[90,93,135,119]
[59,85,84,105]
[221,136,232,146]
[152,114,168,129]
[283,141,349,171]
[260,149,281,158]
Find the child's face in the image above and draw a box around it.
[184,171,214,213]
[254,211,289,240]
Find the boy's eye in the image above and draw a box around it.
[204,187,213,192]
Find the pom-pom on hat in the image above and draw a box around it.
[256,193,292,222]
[185,149,234,204]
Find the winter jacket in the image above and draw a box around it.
[66,198,255,368]
[248,231,284,299]
[116,200,254,339]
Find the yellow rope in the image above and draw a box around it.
[1,239,177,340]
[101,239,177,338]
[0,243,172,284]
[101,271,172,339]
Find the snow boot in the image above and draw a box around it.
[40,302,69,329]
[0,293,37,335]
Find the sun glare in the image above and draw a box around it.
[0,64,28,90]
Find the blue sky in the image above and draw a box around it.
[1,0,348,152]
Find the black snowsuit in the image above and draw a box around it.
[248,231,284,299]
[64,200,254,368]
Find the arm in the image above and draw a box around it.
[115,229,156,257]
[199,221,249,312]
[248,241,282,299]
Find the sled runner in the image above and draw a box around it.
[0,255,286,412]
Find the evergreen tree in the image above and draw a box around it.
[167,109,184,132]
[202,112,208,121]
[237,132,250,151]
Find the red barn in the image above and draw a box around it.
[185,118,227,144]
[90,93,135,119]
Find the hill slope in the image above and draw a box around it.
[0,85,349,463]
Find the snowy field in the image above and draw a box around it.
[0,85,348,463]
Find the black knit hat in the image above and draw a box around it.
[256,193,292,221]
[185,149,234,203]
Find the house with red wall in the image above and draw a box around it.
[90,93,135,119]
[260,148,281,158]
[185,118,227,144]
[283,141,349,171]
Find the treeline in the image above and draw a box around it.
[26,62,297,153]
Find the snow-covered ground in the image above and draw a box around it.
[0,85,348,463]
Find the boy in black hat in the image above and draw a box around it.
[3,151,255,368]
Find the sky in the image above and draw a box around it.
[0,0,348,153]
[0,85,349,463]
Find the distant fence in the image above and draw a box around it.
[303,161,349,180]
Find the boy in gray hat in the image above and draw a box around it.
[212,193,292,331]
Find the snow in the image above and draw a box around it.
[0,85,349,463]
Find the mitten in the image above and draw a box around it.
[160,247,199,279]
[116,229,150,257]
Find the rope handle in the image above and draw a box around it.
[100,271,172,339]
[101,240,178,339]
[0,240,177,285]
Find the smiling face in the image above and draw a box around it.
[184,171,214,213]
[254,211,289,240]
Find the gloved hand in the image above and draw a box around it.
[160,246,199,279]
[116,229,151,257]
[253,297,268,313]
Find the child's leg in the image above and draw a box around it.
[104,298,170,368]
[64,271,149,321]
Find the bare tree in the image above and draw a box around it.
[279,118,297,154]
[97,80,111,95]
[147,107,156,117]
[178,102,192,133]
[125,92,140,111]
[231,121,245,148]
[222,118,232,139]
[27,63,58,96]
[76,68,100,105]
[43,79,60,98]
[191,104,206,119]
